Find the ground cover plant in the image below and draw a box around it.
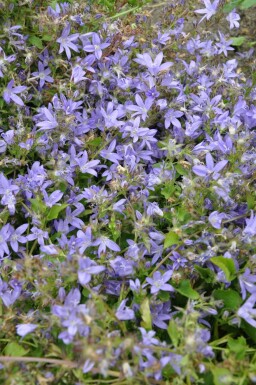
[0,0,256,384]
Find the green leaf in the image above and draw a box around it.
[167,319,179,347]
[231,36,246,46]
[29,198,46,214]
[240,0,256,8]
[4,342,29,357]
[212,368,233,385]
[194,265,215,283]
[227,336,247,359]
[210,256,236,281]
[247,194,255,210]
[140,298,152,330]
[175,163,188,176]
[46,204,68,221]
[164,231,180,249]
[222,0,243,12]
[161,182,175,199]
[213,289,242,310]
[28,36,43,49]
[42,35,53,41]
[175,280,199,300]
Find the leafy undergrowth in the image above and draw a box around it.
[0,0,256,384]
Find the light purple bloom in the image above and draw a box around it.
[75,150,100,176]
[57,23,79,60]
[3,79,27,106]
[78,257,105,285]
[100,139,122,164]
[146,270,174,294]
[76,227,93,254]
[16,323,38,337]
[116,300,135,320]
[110,256,134,277]
[164,109,183,129]
[43,190,63,207]
[226,10,240,29]
[134,52,172,76]
[195,0,219,23]
[32,61,54,88]
[9,224,28,252]
[36,107,58,130]
[192,153,228,180]
[237,293,256,328]
[126,94,153,121]
[243,211,256,237]
[239,269,256,300]
[208,211,228,229]
[94,236,120,256]
[82,32,110,60]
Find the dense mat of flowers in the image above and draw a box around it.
[0,0,256,384]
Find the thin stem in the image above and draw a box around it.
[0,356,77,368]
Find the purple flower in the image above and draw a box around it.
[82,359,95,374]
[226,10,240,29]
[94,236,120,256]
[146,270,174,294]
[134,52,172,76]
[192,153,228,180]
[75,150,100,176]
[32,61,54,88]
[43,190,63,207]
[164,109,183,129]
[3,79,27,106]
[16,323,38,337]
[116,300,135,320]
[110,256,134,277]
[126,94,153,121]
[170,251,187,270]
[76,227,93,254]
[239,269,256,300]
[0,224,11,258]
[208,211,228,229]
[56,23,79,60]
[36,107,58,130]
[100,140,122,164]
[237,293,256,328]
[195,0,219,24]
[0,278,21,307]
[9,224,28,252]
[82,32,110,60]
[78,257,105,285]
[27,227,49,246]
[243,211,256,237]
[216,32,234,57]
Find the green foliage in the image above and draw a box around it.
[164,231,180,249]
[174,280,199,300]
[210,257,236,282]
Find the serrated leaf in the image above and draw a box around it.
[175,280,199,299]
[140,298,152,330]
[28,36,43,49]
[167,319,179,347]
[4,342,29,357]
[240,0,256,8]
[46,204,68,221]
[164,231,179,249]
[210,256,236,281]
[231,36,246,46]
[213,289,242,309]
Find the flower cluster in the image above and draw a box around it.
[0,0,255,384]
